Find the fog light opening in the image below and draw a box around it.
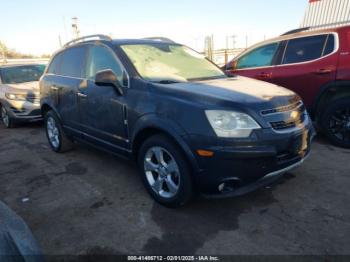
[218,178,241,193]
[218,183,225,192]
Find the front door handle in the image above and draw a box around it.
[77,92,88,98]
[51,85,59,91]
[257,72,272,79]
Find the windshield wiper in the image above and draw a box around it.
[188,75,227,82]
[153,80,182,84]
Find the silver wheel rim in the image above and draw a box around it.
[144,147,181,199]
[1,107,10,127]
[46,117,60,149]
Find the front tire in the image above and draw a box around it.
[320,98,350,148]
[1,105,15,128]
[44,110,74,153]
[138,134,193,208]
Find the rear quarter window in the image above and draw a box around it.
[47,52,64,75]
[324,34,335,56]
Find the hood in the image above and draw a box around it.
[156,76,300,110]
[2,81,40,94]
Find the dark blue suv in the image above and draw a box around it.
[40,35,315,207]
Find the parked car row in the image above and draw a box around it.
[225,25,350,149]
[3,28,342,207]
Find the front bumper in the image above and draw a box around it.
[186,122,315,197]
[202,151,311,199]
[1,99,42,121]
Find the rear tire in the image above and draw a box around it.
[320,98,350,148]
[44,110,74,153]
[138,134,193,208]
[1,105,16,128]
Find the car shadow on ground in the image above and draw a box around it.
[143,173,296,255]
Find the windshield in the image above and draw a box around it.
[121,44,225,82]
[0,65,46,84]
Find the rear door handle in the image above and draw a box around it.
[51,85,59,91]
[314,69,333,75]
[77,92,88,98]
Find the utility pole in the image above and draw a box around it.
[72,17,80,40]
[204,35,214,61]
[62,16,68,43]
[58,35,62,47]
[230,35,237,49]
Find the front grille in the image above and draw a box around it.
[270,113,306,131]
[261,101,303,115]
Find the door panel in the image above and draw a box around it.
[271,34,338,108]
[45,46,87,132]
[229,42,280,83]
[54,76,83,130]
[79,81,128,148]
[79,44,129,149]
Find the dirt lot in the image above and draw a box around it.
[0,122,349,256]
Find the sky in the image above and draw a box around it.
[0,0,309,55]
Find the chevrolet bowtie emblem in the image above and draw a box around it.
[290,111,299,119]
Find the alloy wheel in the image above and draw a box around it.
[329,107,350,142]
[46,116,60,149]
[1,107,10,127]
[144,146,181,199]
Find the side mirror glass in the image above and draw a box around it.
[95,69,124,96]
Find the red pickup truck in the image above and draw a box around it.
[225,25,350,148]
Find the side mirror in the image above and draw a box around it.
[95,69,124,96]
[226,60,237,71]
[224,60,238,77]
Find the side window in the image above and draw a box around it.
[237,43,279,69]
[60,46,87,78]
[47,52,63,75]
[86,45,125,86]
[282,35,328,64]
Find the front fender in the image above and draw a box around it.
[40,99,61,121]
[131,113,201,173]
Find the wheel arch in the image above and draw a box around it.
[131,115,200,174]
[313,81,350,122]
[41,102,62,122]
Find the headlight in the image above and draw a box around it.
[5,93,27,101]
[205,110,261,138]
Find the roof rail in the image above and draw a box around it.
[282,21,350,36]
[142,37,176,43]
[281,27,310,36]
[64,34,112,47]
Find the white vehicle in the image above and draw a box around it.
[0,64,45,128]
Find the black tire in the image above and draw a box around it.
[320,98,350,148]
[138,134,193,208]
[0,104,16,128]
[44,110,74,153]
